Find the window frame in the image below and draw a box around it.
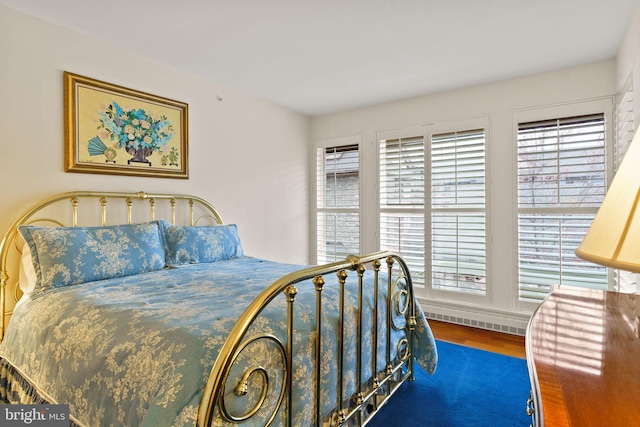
[376,118,490,304]
[313,135,362,264]
[427,118,490,303]
[377,125,428,290]
[512,98,614,312]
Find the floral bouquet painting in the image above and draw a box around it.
[65,71,188,178]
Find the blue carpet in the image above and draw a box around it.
[368,340,531,427]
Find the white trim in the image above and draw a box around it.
[376,125,427,143]
[314,134,362,149]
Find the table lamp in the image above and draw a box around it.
[576,127,640,272]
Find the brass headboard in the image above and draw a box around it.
[0,190,224,340]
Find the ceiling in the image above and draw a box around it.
[1,0,638,116]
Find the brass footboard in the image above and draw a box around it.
[198,251,417,427]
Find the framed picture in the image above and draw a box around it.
[64,72,189,178]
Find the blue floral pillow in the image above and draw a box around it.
[159,220,244,267]
[18,222,166,293]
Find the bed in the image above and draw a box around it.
[0,190,437,427]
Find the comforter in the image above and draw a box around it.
[0,257,437,426]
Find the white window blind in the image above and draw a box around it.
[615,78,635,170]
[379,136,425,285]
[380,137,424,206]
[517,114,607,301]
[431,129,486,294]
[316,144,360,263]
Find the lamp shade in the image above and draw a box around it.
[576,127,640,272]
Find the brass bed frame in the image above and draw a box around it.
[0,191,419,427]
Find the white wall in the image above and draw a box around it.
[617,0,640,118]
[0,5,310,264]
[310,61,617,329]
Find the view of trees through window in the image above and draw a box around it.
[517,114,608,301]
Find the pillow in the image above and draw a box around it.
[18,222,166,293]
[159,220,244,267]
[18,242,37,295]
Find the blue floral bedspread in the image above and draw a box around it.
[0,257,437,426]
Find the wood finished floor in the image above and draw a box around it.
[428,320,526,359]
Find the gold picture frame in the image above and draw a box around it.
[64,72,189,179]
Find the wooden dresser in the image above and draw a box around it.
[526,285,640,426]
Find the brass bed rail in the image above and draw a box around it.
[198,251,416,427]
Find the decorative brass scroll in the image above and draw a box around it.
[219,334,286,424]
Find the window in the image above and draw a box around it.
[517,114,608,301]
[379,135,425,285]
[431,129,486,294]
[379,122,487,294]
[316,143,360,263]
